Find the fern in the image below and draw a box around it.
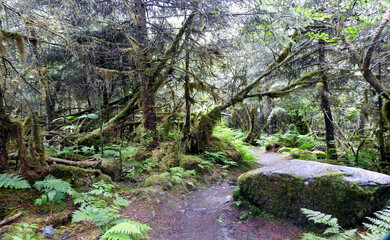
[300,207,390,240]
[300,208,356,240]
[72,180,131,228]
[100,220,152,240]
[34,175,76,205]
[0,173,30,189]
[72,205,120,227]
[360,207,390,240]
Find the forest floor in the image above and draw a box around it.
[118,150,303,240]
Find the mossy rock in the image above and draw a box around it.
[49,165,112,188]
[132,147,153,162]
[144,174,172,190]
[238,160,390,227]
[206,137,242,163]
[179,154,204,171]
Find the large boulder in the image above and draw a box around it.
[238,160,390,227]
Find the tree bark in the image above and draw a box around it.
[318,40,337,160]
[0,86,10,173]
[183,47,191,136]
[134,0,158,148]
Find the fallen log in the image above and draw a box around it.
[47,157,119,180]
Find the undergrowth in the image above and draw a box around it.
[213,124,256,165]
[301,207,390,240]
[0,173,31,189]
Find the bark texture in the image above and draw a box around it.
[318,40,337,159]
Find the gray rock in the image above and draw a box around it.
[42,225,55,238]
[238,160,390,227]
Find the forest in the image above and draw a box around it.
[0,0,390,239]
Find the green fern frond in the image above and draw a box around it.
[0,173,30,189]
[359,207,390,239]
[34,175,76,205]
[100,220,152,240]
[301,208,341,231]
[300,232,327,240]
[113,194,131,207]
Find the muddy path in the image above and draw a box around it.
[122,149,302,240]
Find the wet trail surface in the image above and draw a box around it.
[122,150,302,240]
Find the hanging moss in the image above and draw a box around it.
[382,100,390,123]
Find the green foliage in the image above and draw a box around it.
[300,207,390,240]
[213,125,257,165]
[125,157,156,178]
[360,207,390,240]
[8,223,39,240]
[34,175,76,206]
[0,173,30,189]
[159,167,196,185]
[140,130,155,148]
[197,160,214,170]
[202,151,238,167]
[54,146,80,158]
[100,219,152,240]
[257,125,325,153]
[73,180,131,228]
[306,32,338,45]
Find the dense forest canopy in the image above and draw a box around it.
[0,0,389,173]
[1,0,390,239]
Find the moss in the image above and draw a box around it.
[232,187,241,201]
[132,147,153,162]
[148,142,180,172]
[99,159,120,180]
[206,137,242,163]
[179,154,204,171]
[160,114,179,140]
[187,107,222,153]
[238,170,384,227]
[49,164,112,188]
[382,100,390,124]
[144,174,172,190]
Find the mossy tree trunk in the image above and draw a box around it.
[183,44,191,136]
[134,0,158,149]
[244,107,258,144]
[318,39,337,160]
[0,86,10,173]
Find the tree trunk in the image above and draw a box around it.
[183,48,191,136]
[134,0,158,148]
[318,40,337,160]
[0,86,10,173]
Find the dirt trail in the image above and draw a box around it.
[123,149,302,240]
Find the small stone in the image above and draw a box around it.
[228,180,238,186]
[179,209,186,213]
[42,225,55,238]
[246,233,256,239]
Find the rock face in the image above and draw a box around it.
[238,160,390,226]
